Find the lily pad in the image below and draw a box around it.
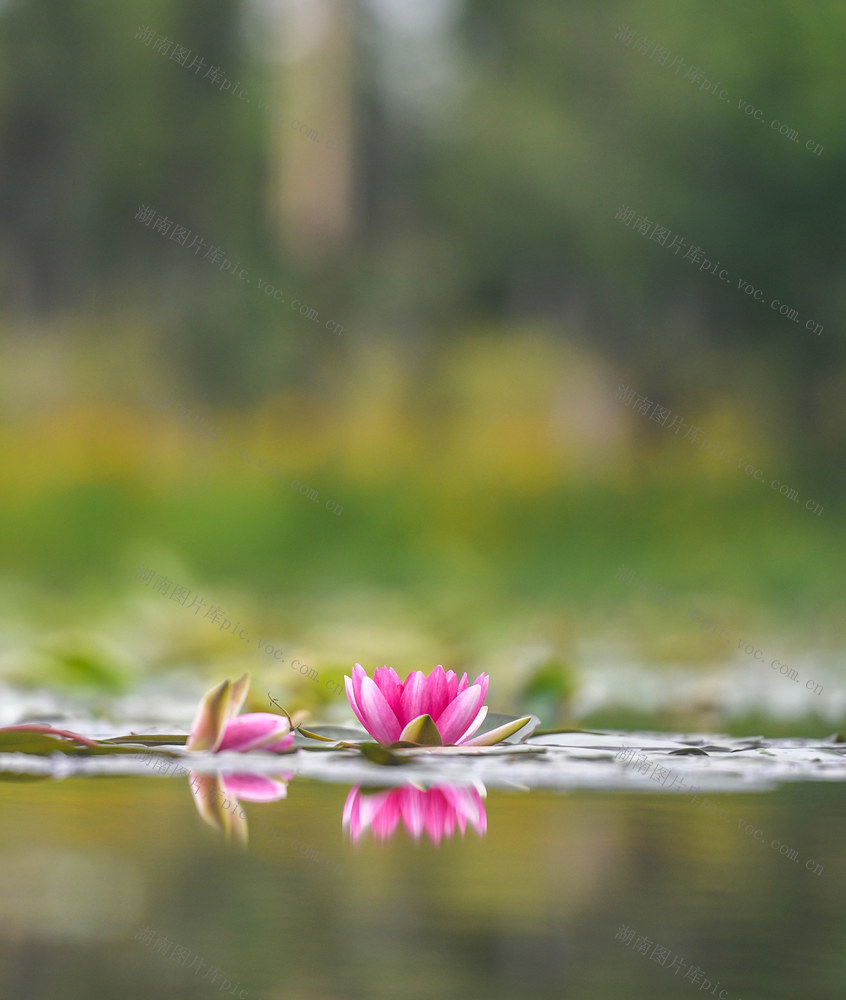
[0,731,138,756]
[358,743,411,766]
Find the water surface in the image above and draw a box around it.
[1,775,843,998]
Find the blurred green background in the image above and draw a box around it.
[1,0,844,733]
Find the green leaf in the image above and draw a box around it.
[358,743,410,766]
[101,734,189,746]
[0,731,137,756]
[398,714,443,746]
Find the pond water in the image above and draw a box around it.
[1,765,844,999]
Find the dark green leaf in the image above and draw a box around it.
[358,743,410,766]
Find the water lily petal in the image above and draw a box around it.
[399,670,430,724]
[187,677,235,752]
[228,673,251,720]
[217,713,294,753]
[358,676,402,744]
[443,667,459,704]
[398,714,443,746]
[344,674,371,731]
[374,666,404,715]
[427,666,450,721]
[474,672,490,704]
[454,704,488,745]
[461,716,532,747]
[435,683,486,745]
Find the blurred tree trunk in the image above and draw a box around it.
[266,0,355,265]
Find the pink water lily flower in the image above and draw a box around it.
[187,673,295,753]
[343,784,487,844]
[345,664,530,747]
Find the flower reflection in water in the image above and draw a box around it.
[189,772,292,845]
[343,783,487,844]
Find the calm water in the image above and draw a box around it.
[1,775,844,998]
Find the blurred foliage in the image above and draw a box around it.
[0,2,843,443]
[0,1,844,720]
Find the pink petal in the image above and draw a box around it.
[399,671,430,726]
[374,666,404,715]
[217,713,294,753]
[427,666,450,721]
[435,683,486,744]
[358,676,402,744]
[443,668,459,703]
[455,704,488,745]
[473,672,490,703]
[226,673,251,721]
[344,674,371,732]
[351,663,369,709]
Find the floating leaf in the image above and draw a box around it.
[101,734,189,746]
[358,743,410,766]
[0,771,52,782]
[0,731,121,756]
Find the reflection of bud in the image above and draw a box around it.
[189,772,291,845]
[342,784,487,844]
[189,773,248,845]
